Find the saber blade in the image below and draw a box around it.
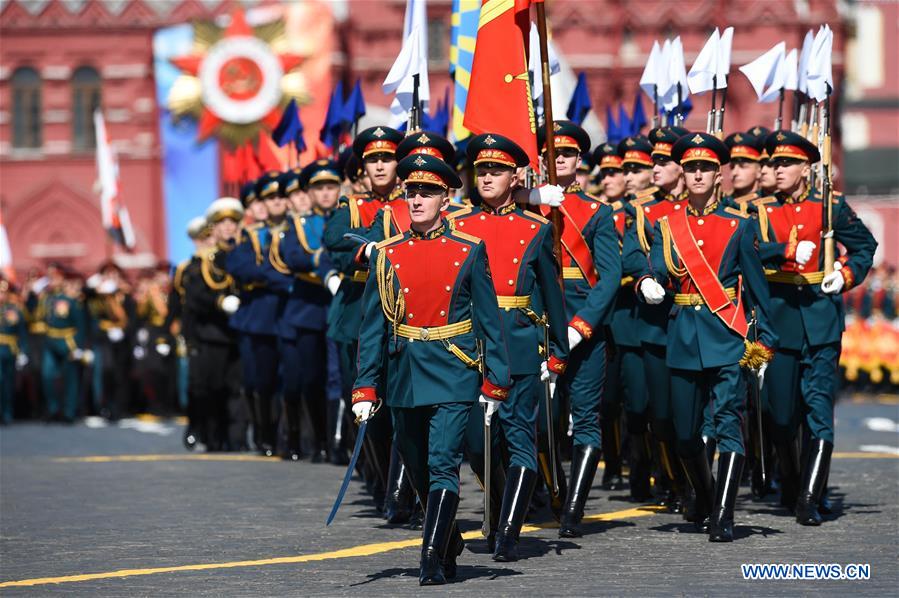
[326,420,368,526]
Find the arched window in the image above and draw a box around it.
[11,67,42,149]
[72,66,101,151]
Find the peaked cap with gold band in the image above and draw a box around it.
[205,197,244,223]
[648,126,689,158]
[538,120,591,154]
[397,153,463,189]
[764,129,821,164]
[239,179,258,207]
[352,126,403,160]
[298,159,341,189]
[277,170,300,197]
[337,147,362,182]
[396,131,455,162]
[592,142,623,170]
[616,135,654,167]
[254,170,282,199]
[671,132,730,166]
[187,215,209,239]
[724,131,764,162]
[466,132,530,168]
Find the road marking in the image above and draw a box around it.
[0,506,662,588]
[53,454,279,463]
[117,418,176,436]
[863,417,899,433]
[856,445,899,456]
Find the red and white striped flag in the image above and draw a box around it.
[94,108,134,249]
[0,209,14,282]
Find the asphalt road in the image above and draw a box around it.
[1,394,897,596]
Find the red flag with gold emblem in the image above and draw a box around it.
[463,0,538,167]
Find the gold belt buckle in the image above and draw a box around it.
[420,327,431,341]
[690,294,701,306]
[793,274,805,285]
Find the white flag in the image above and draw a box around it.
[382,0,430,127]
[797,29,815,94]
[784,48,799,91]
[739,42,786,103]
[639,40,666,103]
[687,28,720,95]
[716,27,734,84]
[662,37,689,112]
[528,22,560,117]
[94,108,118,230]
[806,24,833,101]
[0,215,12,278]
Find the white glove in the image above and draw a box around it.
[107,327,125,343]
[567,326,583,351]
[794,240,816,266]
[82,349,95,365]
[133,346,145,360]
[352,401,374,423]
[137,328,149,344]
[540,361,559,398]
[479,394,499,425]
[86,273,102,289]
[325,273,342,296]
[98,279,118,295]
[156,343,171,357]
[71,348,84,362]
[220,294,240,314]
[15,353,29,370]
[364,242,376,260]
[821,268,845,295]
[756,362,768,391]
[32,277,49,295]
[528,184,565,207]
[640,278,666,305]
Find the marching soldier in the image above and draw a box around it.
[351,153,511,585]
[183,198,243,450]
[530,122,620,539]
[638,132,777,542]
[448,131,570,559]
[590,141,628,490]
[224,174,283,457]
[1,278,29,424]
[753,130,877,526]
[322,125,403,511]
[269,167,338,462]
[722,131,765,216]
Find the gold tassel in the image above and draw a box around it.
[739,340,773,370]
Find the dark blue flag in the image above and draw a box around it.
[566,72,592,125]
[341,79,366,129]
[272,98,306,152]
[630,94,647,135]
[605,105,620,144]
[320,80,345,150]
[618,103,632,140]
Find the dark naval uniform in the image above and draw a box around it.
[352,155,512,585]
[537,123,621,538]
[450,132,569,559]
[641,133,778,542]
[225,174,283,456]
[753,130,877,526]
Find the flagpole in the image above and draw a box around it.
[535,0,563,272]
[410,73,421,133]
[652,85,659,128]
[775,87,785,131]
[707,77,717,134]
[715,87,727,139]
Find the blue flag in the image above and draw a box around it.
[320,80,345,150]
[566,72,592,125]
[667,96,693,126]
[618,103,632,140]
[605,105,620,144]
[341,79,366,129]
[272,98,306,152]
[630,94,647,135]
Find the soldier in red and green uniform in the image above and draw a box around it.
[351,153,511,585]
[752,130,877,526]
[722,131,765,216]
[639,132,778,542]
[449,132,570,559]
[1,279,29,424]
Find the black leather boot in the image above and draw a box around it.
[709,452,745,542]
[470,457,506,552]
[443,522,464,579]
[658,440,686,513]
[493,466,538,562]
[775,439,801,511]
[600,413,624,490]
[629,433,652,502]
[680,451,714,532]
[537,434,568,522]
[704,437,717,469]
[795,439,833,526]
[282,401,302,461]
[326,399,349,465]
[419,489,459,586]
[559,445,601,538]
[255,392,274,457]
[383,445,414,524]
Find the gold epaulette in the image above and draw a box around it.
[449,229,482,244]
[609,200,623,211]
[631,194,656,208]
[723,207,749,218]
[634,186,659,200]
[733,192,757,204]
[173,260,190,296]
[753,195,778,206]
[753,196,777,242]
[375,233,404,250]
[518,209,549,224]
[446,205,473,219]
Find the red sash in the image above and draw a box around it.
[667,210,748,338]
[544,200,598,286]
[385,199,412,235]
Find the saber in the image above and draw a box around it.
[483,402,491,538]
[342,232,370,246]
[327,401,380,526]
[749,309,767,491]
[543,319,559,495]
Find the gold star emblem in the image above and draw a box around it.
[655,130,664,138]
[484,135,497,146]
[413,156,427,166]
[626,138,635,147]
[317,159,328,165]
[373,127,386,138]
[691,134,705,144]
[776,132,786,141]
[553,122,562,132]
[734,133,743,142]
[417,133,430,144]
